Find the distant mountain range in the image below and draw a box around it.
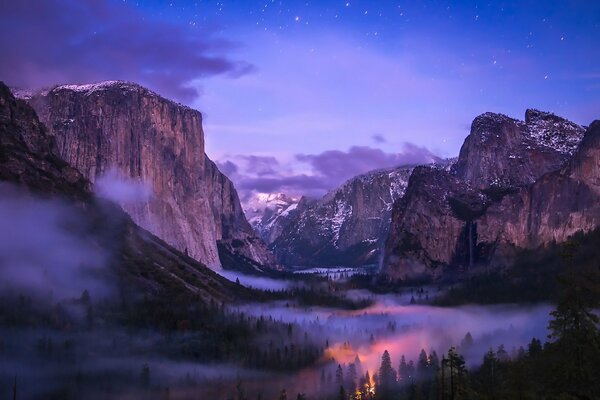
[8,79,600,284]
[242,192,312,244]
[249,160,453,268]
[247,108,600,283]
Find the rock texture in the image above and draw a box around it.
[384,110,591,281]
[271,166,418,267]
[243,193,311,244]
[23,81,277,271]
[452,110,584,189]
[0,82,246,303]
[478,120,600,251]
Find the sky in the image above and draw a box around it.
[1,0,599,199]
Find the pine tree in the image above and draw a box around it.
[443,347,467,400]
[347,362,358,392]
[335,364,344,388]
[547,241,600,395]
[378,350,397,398]
[527,338,542,358]
[460,332,473,350]
[398,354,408,382]
[481,348,497,399]
[417,349,429,380]
[364,371,374,399]
[337,385,346,400]
[354,355,364,377]
[496,344,508,362]
[429,350,440,371]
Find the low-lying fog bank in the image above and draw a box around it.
[234,295,551,373]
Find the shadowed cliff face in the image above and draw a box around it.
[0,81,248,303]
[452,110,585,190]
[23,81,278,271]
[478,120,600,251]
[384,110,591,281]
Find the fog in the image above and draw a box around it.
[0,184,111,301]
[218,270,296,291]
[234,294,551,373]
[95,168,152,204]
[0,184,556,399]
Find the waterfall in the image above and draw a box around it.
[468,221,474,268]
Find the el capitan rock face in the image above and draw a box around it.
[384,110,590,281]
[0,81,246,303]
[23,81,278,271]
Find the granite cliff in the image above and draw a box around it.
[0,81,246,302]
[22,81,278,271]
[384,110,590,280]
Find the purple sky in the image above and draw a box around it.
[1,0,599,198]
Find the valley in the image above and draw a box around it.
[1,58,599,398]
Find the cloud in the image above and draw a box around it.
[0,0,253,103]
[218,143,439,199]
[372,134,387,144]
[217,160,239,177]
[95,169,152,204]
[296,144,438,184]
[239,155,281,176]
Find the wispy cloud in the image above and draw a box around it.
[0,0,253,103]
[218,143,439,199]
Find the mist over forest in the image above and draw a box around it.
[2,0,600,399]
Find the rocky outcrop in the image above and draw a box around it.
[0,83,90,199]
[0,82,246,303]
[383,166,490,280]
[271,166,418,267]
[452,110,584,190]
[22,81,278,271]
[384,110,589,281]
[477,120,600,252]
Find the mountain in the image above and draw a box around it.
[270,166,419,267]
[243,192,312,244]
[20,81,278,272]
[383,109,590,281]
[452,109,584,189]
[0,81,246,303]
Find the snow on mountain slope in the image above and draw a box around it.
[271,160,454,268]
[243,193,311,244]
